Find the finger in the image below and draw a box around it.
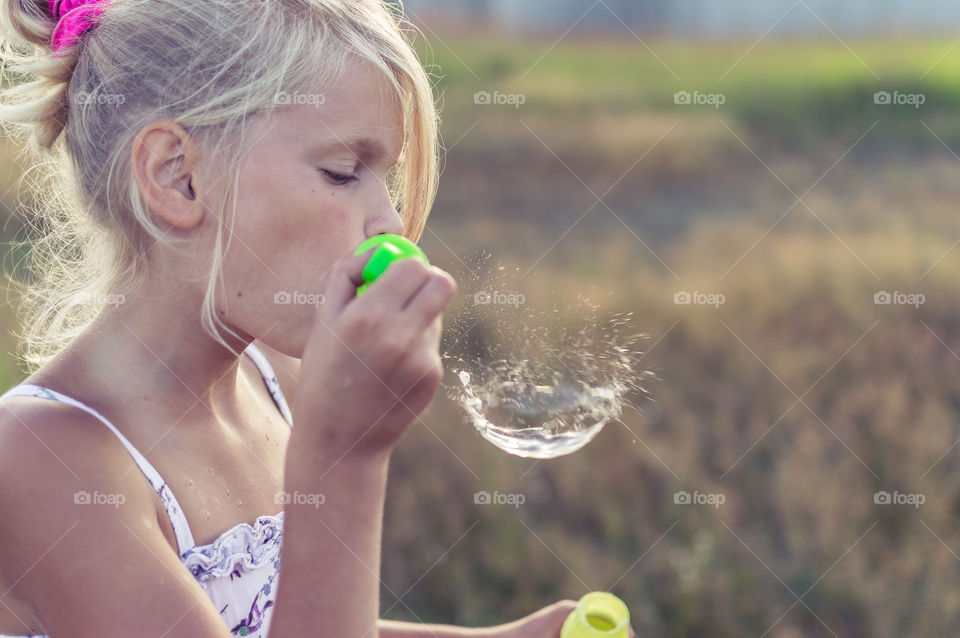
[394,348,443,406]
[322,250,372,319]
[425,314,444,348]
[400,266,456,330]
[396,316,444,390]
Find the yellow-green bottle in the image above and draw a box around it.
[560,592,631,638]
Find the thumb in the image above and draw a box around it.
[320,249,372,321]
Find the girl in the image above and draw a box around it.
[0,0,637,636]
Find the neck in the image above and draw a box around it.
[56,281,253,425]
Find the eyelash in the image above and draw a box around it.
[322,170,359,186]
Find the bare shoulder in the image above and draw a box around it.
[0,398,233,637]
[0,396,158,504]
[252,340,300,413]
[0,397,158,583]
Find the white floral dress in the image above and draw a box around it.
[0,343,293,637]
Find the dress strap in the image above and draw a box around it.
[0,384,197,557]
[243,343,294,427]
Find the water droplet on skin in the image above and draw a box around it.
[207,467,215,475]
[224,487,231,496]
[184,477,195,488]
[236,498,243,508]
[202,510,211,520]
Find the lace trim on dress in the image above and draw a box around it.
[181,512,284,582]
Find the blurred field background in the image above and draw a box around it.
[6,4,960,638]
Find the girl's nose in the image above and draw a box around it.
[366,203,404,238]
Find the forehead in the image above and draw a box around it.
[270,61,405,160]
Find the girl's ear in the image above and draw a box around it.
[131,120,205,230]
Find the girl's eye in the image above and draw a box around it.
[322,170,359,186]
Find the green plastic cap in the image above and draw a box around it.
[560,592,630,638]
[354,234,429,295]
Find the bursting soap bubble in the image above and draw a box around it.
[449,314,644,459]
[443,252,649,460]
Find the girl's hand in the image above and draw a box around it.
[291,249,457,461]
[488,600,637,638]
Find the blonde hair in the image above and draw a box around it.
[0,0,439,372]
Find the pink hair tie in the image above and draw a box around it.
[48,0,112,57]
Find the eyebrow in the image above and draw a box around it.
[347,136,388,160]
[312,134,393,164]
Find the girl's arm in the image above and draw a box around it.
[268,445,390,638]
[378,620,482,637]
[378,600,598,638]
[268,255,456,637]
